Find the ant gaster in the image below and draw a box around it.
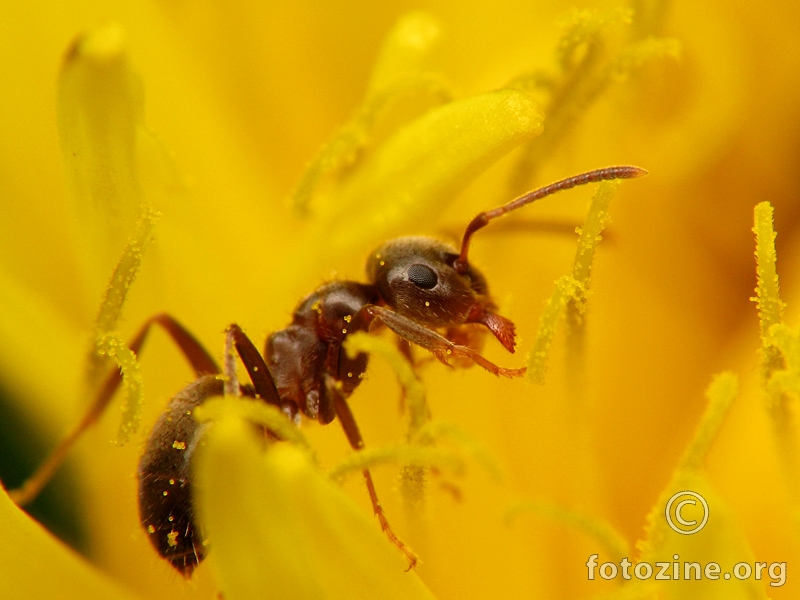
[10,165,646,576]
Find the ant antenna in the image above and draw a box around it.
[453,165,648,274]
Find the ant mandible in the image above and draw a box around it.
[10,165,646,576]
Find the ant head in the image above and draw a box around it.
[364,165,648,356]
[367,236,517,352]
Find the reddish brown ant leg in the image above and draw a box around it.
[396,338,415,367]
[328,377,418,570]
[436,476,464,503]
[394,338,431,414]
[225,324,282,408]
[363,305,526,378]
[10,313,220,507]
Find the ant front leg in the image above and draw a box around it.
[359,305,526,378]
[9,313,219,507]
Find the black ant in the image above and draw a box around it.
[9,165,646,576]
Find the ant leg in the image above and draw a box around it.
[328,378,418,570]
[224,324,417,566]
[224,324,283,409]
[395,338,415,366]
[10,313,219,507]
[359,305,526,378]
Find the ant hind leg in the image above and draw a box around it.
[9,313,219,507]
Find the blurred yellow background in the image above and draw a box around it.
[0,1,798,599]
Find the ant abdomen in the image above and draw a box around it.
[138,374,219,576]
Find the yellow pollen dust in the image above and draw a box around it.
[311,300,323,314]
[342,328,347,334]
[167,531,179,548]
[168,479,175,485]
[162,490,169,496]
[172,440,187,450]
[344,315,352,323]
[147,525,155,534]
[347,372,353,378]
[425,301,430,307]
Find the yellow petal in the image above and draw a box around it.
[0,488,143,600]
[57,24,178,297]
[289,13,449,216]
[313,89,544,260]
[58,25,144,278]
[367,12,443,94]
[196,415,437,600]
[637,474,771,600]
[0,265,82,426]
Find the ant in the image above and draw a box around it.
[9,165,646,576]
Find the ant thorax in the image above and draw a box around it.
[265,281,378,424]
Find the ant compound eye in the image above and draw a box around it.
[407,263,438,289]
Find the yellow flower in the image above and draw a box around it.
[1,2,799,600]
